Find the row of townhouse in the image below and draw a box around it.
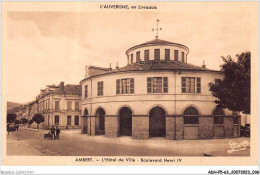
[15,81,82,129]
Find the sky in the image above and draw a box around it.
[4,2,255,103]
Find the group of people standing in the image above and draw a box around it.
[50,125,61,140]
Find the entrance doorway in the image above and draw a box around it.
[82,109,88,134]
[149,107,166,137]
[119,107,132,136]
[95,108,105,135]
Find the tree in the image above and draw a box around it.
[28,119,34,128]
[14,118,21,124]
[28,119,34,126]
[7,113,17,123]
[209,52,250,114]
[21,118,29,125]
[32,114,45,131]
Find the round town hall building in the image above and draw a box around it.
[80,38,240,140]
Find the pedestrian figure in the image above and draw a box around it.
[55,126,60,140]
[50,125,56,140]
[7,124,10,135]
[15,124,19,131]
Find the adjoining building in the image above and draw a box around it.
[36,82,82,129]
[80,38,241,140]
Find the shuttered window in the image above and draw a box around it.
[116,78,134,94]
[147,77,152,93]
[182,77,186,93]
[98,81,104,96]
[163,77,168,93]
[116,79,120,94]
[182,77,201,93]
[84,85,88,98]
[130,78,134,94]
[197,78,201,93]
[147,77,168,93]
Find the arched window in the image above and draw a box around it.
[84,109,88,116]
[183,106,199,124]
[74,115,79,125]
[67,115,71,125]
[213,107,224,124]
[55,115,59,125]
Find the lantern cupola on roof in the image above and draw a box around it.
[125,19,189,65]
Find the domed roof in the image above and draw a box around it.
[126,38,189,53]
[141,38,176,45]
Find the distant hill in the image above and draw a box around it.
[7,101,22,110]
[7,101,23,114]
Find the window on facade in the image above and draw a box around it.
[67,115,71,125]
[174,50,178,61]
[75,102,79,110]
[136,51,141,62]
[213,107,224,124]
[84,85,88,98]
[197,78,201,93]
[183,106,199,124]
[98,81,104,96]
[147,77,168,93]
[55,115,59,125]
[214,116,224,124]
[67,101,72,110]
[131,54,133,64]
[55,101,60,110]
[144,50,149,61]
[215,78,222,85]
[74,115,79,125]
[233,117,238,124]
[116,78,134,94]
[184,116,199,124]
[127,55,129,64]
[165,49,170,60]
[182,77,201,93]
[182,52,185,62]
[154,49,160,60]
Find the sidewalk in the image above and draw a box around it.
[6,134,42,156]
[62,129,250,156]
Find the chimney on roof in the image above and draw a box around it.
[202,60,206,68]
[115,62,119,70]
[109,63,112,71]
[60,81,65,92]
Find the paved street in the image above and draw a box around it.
[6,128,250,156]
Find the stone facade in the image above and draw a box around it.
[80,38,241,140]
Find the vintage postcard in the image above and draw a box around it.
[1,1,259,169]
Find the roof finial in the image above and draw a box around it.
[152,18,162,39]
[116,62,119,70]
[202,60,206,68]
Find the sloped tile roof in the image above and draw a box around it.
[115,60,213,72]
[64,85,82,95]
